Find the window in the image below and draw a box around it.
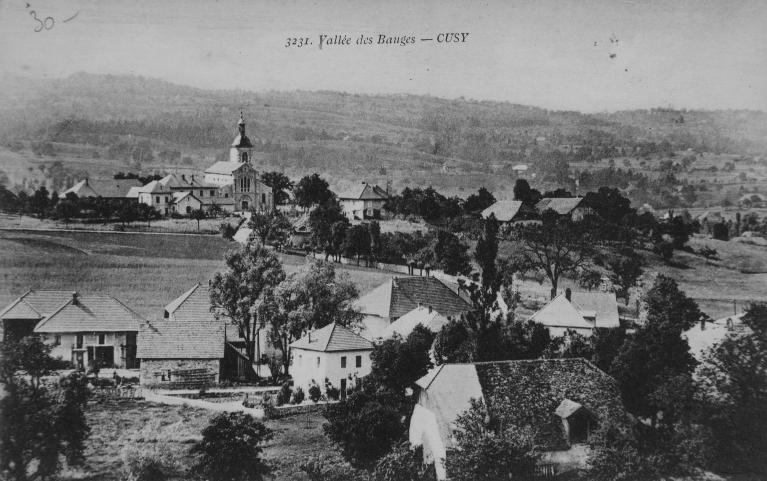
[155,196,160,203]
[98,334,105,345]
[355,355,362,368]
[200,190,203,196]
[316,357,320,367]
[241,152,248,162]
[54,335,61,346]
[262,193,266,204]
[341,356,347,368]
[165,196,169,202]
[76,334,83,348]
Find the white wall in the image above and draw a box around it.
[290,348,372,394]
[42,332,131,368]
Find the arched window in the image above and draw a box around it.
[241,152,248,163]
[241,200,249,210]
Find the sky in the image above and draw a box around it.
[1,0,766,112]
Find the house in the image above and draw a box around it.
[354,277,472,340]
[59,178,143,201]
[287,213,313,249]
[137,284,225,386]
[409,359,628,480]
[338,182,389,221]
[136,180,174,215]
[203,114,273,213]
[380,305,451,340]
[528,289,620,337]
[33,292,143,369]
[536,197,591,221]
[289,322,374,396]
[1,289,73,341]
[683,312,748,362]
[481,200,539,224]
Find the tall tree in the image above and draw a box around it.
[434,230,471,276]
[512,179,541,205]
[309,199,347,259]
[464,187,496,213]
[294,173,334,207]
[248,210,291,246]
[189,208,206,231]
[343,224,371,266]
[260,171,293,205]
[209,243,286,364]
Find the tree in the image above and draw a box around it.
[29,185,51,218]
[191,412,273,481]
[310,199,347,259]
[0,337,90,481]
[607,248,644,303]
[433,230,471,275]
[295,173,334,207]
[343,224,371,266]
[372,442,437,481]
[136,203,159,227]
[369,325,435,398]
[368,221,382,264]
[260,171,293,205]
[474,215,500,308]
[583,186,635,225]
[446,399,539,481]
[510,211,596,299]
[512,178,541,205]
[248,210,291,246]
[433,318,474,364]
[55,194,79,225]
[209,243,286,365]
[464,187,495,213]
[189,208,206,231]
[117,203,138,227]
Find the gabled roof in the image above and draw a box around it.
[481,201,525,222]
[61,178,142,199]
[338,183,389,201]
[1,290,73,320]
[570,292,620,328]
[355,277,472,320]
[683,312,748,361]
[382,306,451,339]
[205,161,249,175]
[33,294,144,333]
[536,197,584,215]
[126,186,142,198]
[529,294,594,330]
[555,399,583,418]
[290,322,373,352]
[138,180,168,194]
[137,284,224,359]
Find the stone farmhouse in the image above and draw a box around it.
[409,359,629,480]
[528,289,620,337]
[289,322,374,397]
[1,290,143,369]
[354,276,472,340]
[337,182,389,221]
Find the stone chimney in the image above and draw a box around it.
[565,288,572,302]
[72,291,79,306]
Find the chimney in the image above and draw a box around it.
[190,175,195,183]
[700,317,706,331]
[181,174,186,182]
[308,330,312,342]
[418,302,423,309]
[428,305,433,314]
[72,291,79,306]
[565,288,572,302]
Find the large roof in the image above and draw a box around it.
[536,197,584,215]
[529,292,619,330]
[1,290,74,320]
[137,180,169,194]
[34,294,144,333]
[60,178,142,199]
[570,292,620,328]
[683,312,749,361]
[415,359,626,450]
[355,276,472,320]
[205,161,248,175]
[338,183,389,201]
[481,200,525,222]
[137,284,225,359]
[529,294,594,330]
[290,322,373,352]
[382,305,451,339]
[160,173,218,189]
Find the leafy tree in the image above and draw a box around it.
[309,199,347,259]
[260,171,293,205]
[446,399,539,481]
[55,194,79,225]
[474,214,500,308]
[343,224,371,266]
[368,221,382,264]
[463,187,495,213]
[191,412,273,481]
[136,203,159,227]
[248,210,291,246]
[372,442,437,481]
[433,318,474,364]
[510,211,597,299]
[330,220,349,261]
[433,230,471,275]
[591,327,627,373]
[607,248,644,303]
[583,186,635,224]
[712,222,729,240]
[295,173,334,207]
[189,208,206,231]
[117,203,138,227]
[29,185,51,218]
[210,243,286,365]
[512,178,541,205]
[369,325,435,398]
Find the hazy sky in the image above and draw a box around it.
[1,0,765,112]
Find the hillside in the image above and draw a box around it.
[1,72,766,205]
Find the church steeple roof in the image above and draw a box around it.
[232,112,253,148]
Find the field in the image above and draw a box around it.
[0,229,392,321]
[65,400,347,481]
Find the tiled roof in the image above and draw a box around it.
[529,294,594,330]
[481,201,524,222]
[137,284,225,359]
[355,277,472,320]
[204,161,246,175]
[126,186,142,198]
[382,306,451,339]
[34,295,144,333]
[1,290,73,320]
[570,292,620,328]
[338,183,389,201]
[61,178,142,198]
[290,323,373,352]
[536,197,584,215]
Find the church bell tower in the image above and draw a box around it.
[230,112,254,163]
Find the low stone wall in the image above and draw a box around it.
[271,400,340,418]
[140,358,220,387]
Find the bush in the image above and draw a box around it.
[120,444,178,481]
[191,412,273,481]
[291,386,305,404]
[698,246,719,260]
[276,382,292,406]
[309,384,322,403]
[326,385,341,400]
[373,442,437,481]
[220,222,237,241]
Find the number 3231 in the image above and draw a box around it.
[285,37,311,48]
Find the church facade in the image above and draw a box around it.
[204,115,273,213]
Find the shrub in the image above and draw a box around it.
[219,222,237,241]
[190,412,273,481]
[698,246,719,259]
[309,384,322,403]
[276,382,292,406]
[373,442,437,481]
[120,444,179,481]
[291,386,305,404]
[326,385,341,400]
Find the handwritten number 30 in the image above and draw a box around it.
[29,10,54,32]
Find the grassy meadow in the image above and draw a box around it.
[0,229,392,321]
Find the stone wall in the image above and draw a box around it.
[140,358,221,386]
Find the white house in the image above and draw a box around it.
[528,289,620,337]
[337,182,389,221]
[380,305,451,340]
[289,323,374,396]
[683,312,748,362]
[137,180,174,215]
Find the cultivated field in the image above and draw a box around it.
[0,213,243,235]
[63,400,347,481]
[0,229,392,321]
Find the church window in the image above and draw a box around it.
[241,152,248,162]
